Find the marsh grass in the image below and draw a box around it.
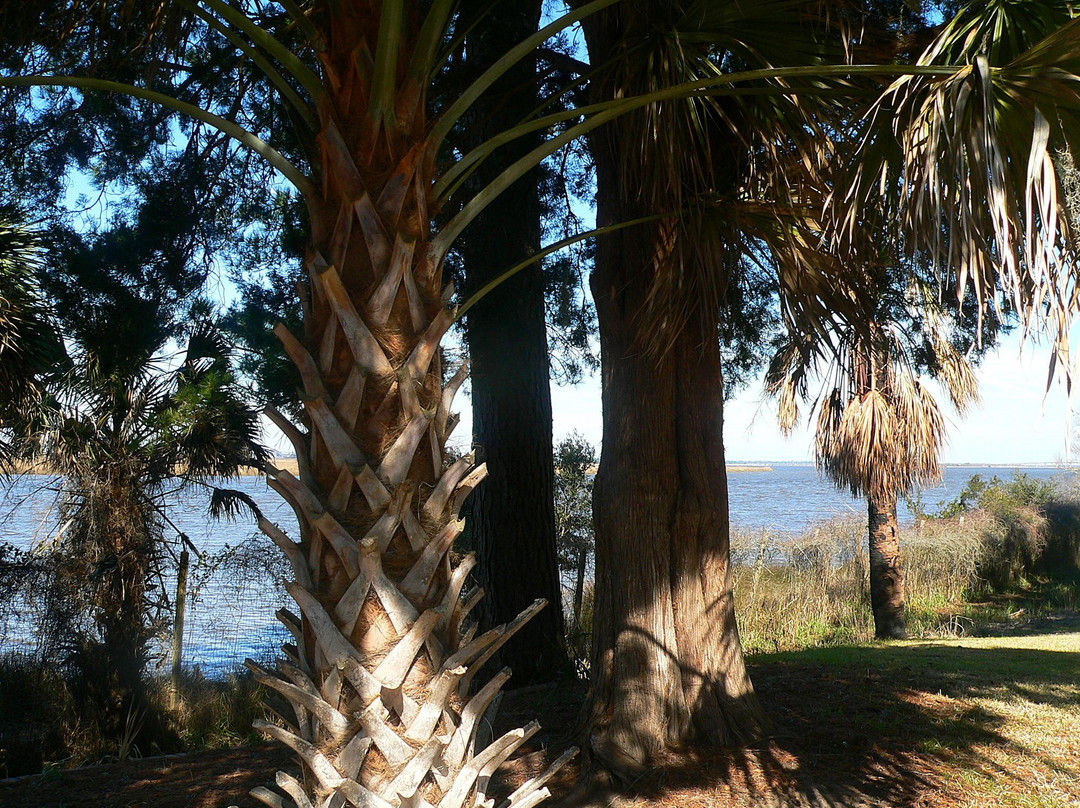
[732,481,1080,655]
[166,668,268,751]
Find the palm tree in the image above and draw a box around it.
[572,0,871,773]
[0,205,59,466]
[15,275,266,754]
[2,3,595,804]
[767,274,984,639]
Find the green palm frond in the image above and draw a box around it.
[838,5,1080,383]
[0,206,62,467]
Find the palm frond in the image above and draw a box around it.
[838,7,1080,387]
[208,485,264,522]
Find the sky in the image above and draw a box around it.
[437,330,1077,467]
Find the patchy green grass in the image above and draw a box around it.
[745,622,1080,808]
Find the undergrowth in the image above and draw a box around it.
[0,663,269,778]
[731,473,1080,655]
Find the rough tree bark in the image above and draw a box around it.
[584,219,764,775]
[579,153,763,779]
[577,6,764,779]
[460,0,569,686]
[868,495,907,639]
[243,4,573,806]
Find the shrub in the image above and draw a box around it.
[732,473,1080,654]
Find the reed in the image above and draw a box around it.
[730,487,1079,655]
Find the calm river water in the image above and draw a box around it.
[1,463,1073,673]
[726,463,1077,532]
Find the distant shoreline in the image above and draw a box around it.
[10,459,1073,478]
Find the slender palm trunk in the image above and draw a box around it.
[572,545,587,636]
[868,494,907,639]
[247,6,572,806]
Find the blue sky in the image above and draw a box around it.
[442,329,1076,466]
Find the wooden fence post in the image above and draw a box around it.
[171,548,189,710]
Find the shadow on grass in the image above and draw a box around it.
[0,745,297,808]
[555,636,1079,807]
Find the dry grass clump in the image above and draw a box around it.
[731,484,1078,656]
[731,518,871,653]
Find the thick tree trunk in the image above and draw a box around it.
[574,3,763,778]
[246,6,573,806]
[460,0,567,686]
[868,495,907,639]
[585,247,763,776]
[580,117,763,773]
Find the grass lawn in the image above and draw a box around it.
[597,615,1080,807]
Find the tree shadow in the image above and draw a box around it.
[551,632,1079,807]
[0,745,296,808]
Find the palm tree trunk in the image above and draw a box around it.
[246,6,573,806]
[460,0,568,686]
[582,172,763,776]
[868,494,907,639]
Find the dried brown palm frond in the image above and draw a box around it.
[769,251,979,504]
[817,387,893,499]
[920,315,981,417]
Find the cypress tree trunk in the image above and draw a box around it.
[583,216,763,776]
[576,4,763,779]
[868,495,907,639]
[460,0,568,686]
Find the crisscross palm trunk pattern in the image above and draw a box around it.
[241,6,574,806]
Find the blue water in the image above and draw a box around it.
[0,475,297,676]
[726,463,1077,533]
[2,464,1073,673]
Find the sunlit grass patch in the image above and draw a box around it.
[750,629,1080,808]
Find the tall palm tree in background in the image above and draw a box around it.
[767,275,984,639]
